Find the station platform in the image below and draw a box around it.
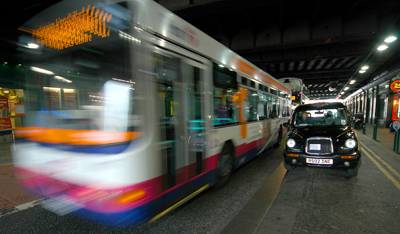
[359,123,400,152]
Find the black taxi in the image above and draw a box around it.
[283,102,361,176]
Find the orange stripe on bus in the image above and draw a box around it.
[240,125,247,139]
[14,127,143,145]
[238,87,248,123]
[231,55,290,94]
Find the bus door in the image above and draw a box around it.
[155,52,208,191]
[182,59,207,182]
[155,52,185,190]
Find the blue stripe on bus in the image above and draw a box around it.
[234,147,259,169]
[37,142,131,154]
[71,170,216,226]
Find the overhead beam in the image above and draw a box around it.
[343,57,361,68]
[212,16,233,48]
[323,58,339,69]
[309,0,322,40]
[236,33,376,55]
[297,61,305,71]
[279,1,285,43]
[243,10,258,46]
[241,41,371,64]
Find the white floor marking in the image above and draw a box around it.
[0,199,43,218]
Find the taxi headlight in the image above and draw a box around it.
[345,139,356,148]
[287,139,296,148]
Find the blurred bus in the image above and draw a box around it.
[13,0,291,226]
[279,78,309,109]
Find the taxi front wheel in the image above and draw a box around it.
[347,158,361,177]
[283,158,294,171]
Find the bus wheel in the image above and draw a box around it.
[215,143,234,189]
[274,127,282,148]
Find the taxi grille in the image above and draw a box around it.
[306,137,333,155]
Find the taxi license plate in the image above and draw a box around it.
[306,158,333,165]
[309,144,321,150]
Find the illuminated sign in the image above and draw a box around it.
[232,93,240,102]
[30,6,112,50]
[169,25,199,47]
[291,96,296,100]
[391,80,400,92]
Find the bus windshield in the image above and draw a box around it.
[18,1,143,144]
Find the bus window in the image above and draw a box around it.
[266,94,272,119]
[271,97,278,118]
[258,92,268,120]
[213,63,237,126]
[270,88,278,96]
[248,90,259,121]
[250,80,255,88]
[241,77,248,86]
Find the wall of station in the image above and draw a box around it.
[345,68,400,129]
[0,64,27,140]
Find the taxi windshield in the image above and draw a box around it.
[293,108,349,127]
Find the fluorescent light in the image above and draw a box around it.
[3,90,9,93]
[377,45,388,51]
[63,88,75,92]
[27,43,39,49]
[359,70,366,73]
[350,80,356,84]
[54,75,72,83]
[344,87,349,90]
[361,65,369,70]
[43,87,60,91]
[384,36,397,43]
[31,66,54,75]
[219,64,224,68]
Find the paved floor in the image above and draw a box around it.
[0,142,13,164]
[0,163,36,210]
[221,124,400,233]
[0,141,36,210]
[1,124,400,233]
